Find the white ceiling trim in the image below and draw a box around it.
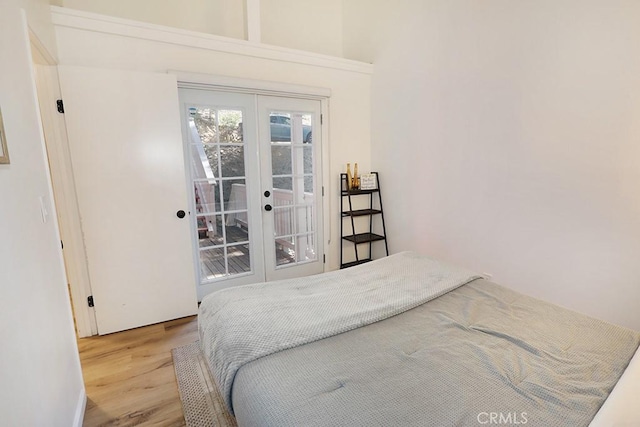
[50,6,374,75]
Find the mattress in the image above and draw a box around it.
[198,253,640,426]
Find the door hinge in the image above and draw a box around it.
[323,254,326,263]
[56,99,64,114]
[320,114,323,125]
[87,295,94,308]
[322,186,325,197]
[61,240,63,250]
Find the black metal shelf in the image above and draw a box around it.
[341,258,372,269]
[341,188,379,196]
[342,233,386,244]
[340,171,389,269]
[341,208,382,217]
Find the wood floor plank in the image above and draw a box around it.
[79,316,198,426]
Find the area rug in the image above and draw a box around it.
[172,342,238,427]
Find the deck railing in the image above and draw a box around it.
[226,184,314,256]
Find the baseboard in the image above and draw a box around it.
[72,388,87,427]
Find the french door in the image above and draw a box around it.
[178,89,324,298]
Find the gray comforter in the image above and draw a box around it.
[198,252,481,413]
[199,253,640,426]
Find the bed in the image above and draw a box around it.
[198,252,640,426]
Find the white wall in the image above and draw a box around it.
[51,0,345,57]
[345,0,640,331]
[55,0,246,39]
[261,0,343,57]
[51,7,372,271]
[0,1,85,426]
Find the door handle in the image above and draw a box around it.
[176,210,186,219]
[264,204,272,212]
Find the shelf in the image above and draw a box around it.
[340,171,388,269]
[341,209,382,217]
[341,188,379,196]
[340,258,372,269]
[342,233,386,244]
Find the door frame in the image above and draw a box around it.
[31,33,98,338]
[174,72,331,297]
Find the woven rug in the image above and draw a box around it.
[172,342,238,427]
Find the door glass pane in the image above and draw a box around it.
[190,107,218,143]
[273,176,293,193]
[297,234,316,261]
[220,146,245,177]
[190,145,218,180]
[275,236,295,266]
[274,234,316,266]
[223,179,247,211]
[304,176,313,193]
[293,176,311,204]
[224,213,250,244]
[271,145,292,175]
[295,206,314,234]
[218,110,243,143]
[188,105,251,283]
[273,206,294,238]
[269,113,291,142]
[301,114,312,144]
[227,244,251,274]
[197,214,223,248]
[199,247,226,280]
[294,146,313,174]
[193,179,220,215]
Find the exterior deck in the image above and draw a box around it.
[199,225,294,280]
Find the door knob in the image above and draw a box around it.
[176,210,186,218]
[264,204,272,212]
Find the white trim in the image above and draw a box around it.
[27,13,98,337]
[321,98,331,272]
[244,0,261,43]
[172,71,331,99]
[33,64,98,337]
[72,388,87,427]
[50,6,373,75]
[28,28,57,65]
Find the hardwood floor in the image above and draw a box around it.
[78,316,199,426]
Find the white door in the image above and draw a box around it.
[178,89,324,297]
[258,96,324,281]
[58,66,198,335]
[178,89,265,297]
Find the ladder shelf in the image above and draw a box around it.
[340,171,389,268]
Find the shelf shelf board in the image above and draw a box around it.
[340,258,372,269]
[341,209,382,217]
[342,233,386,244]
[341,188,379,196]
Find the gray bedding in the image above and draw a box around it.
[200,254,640,426]
[199,252,480,413]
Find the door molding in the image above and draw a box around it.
[30,37,98,337]
[173,71,331,99]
